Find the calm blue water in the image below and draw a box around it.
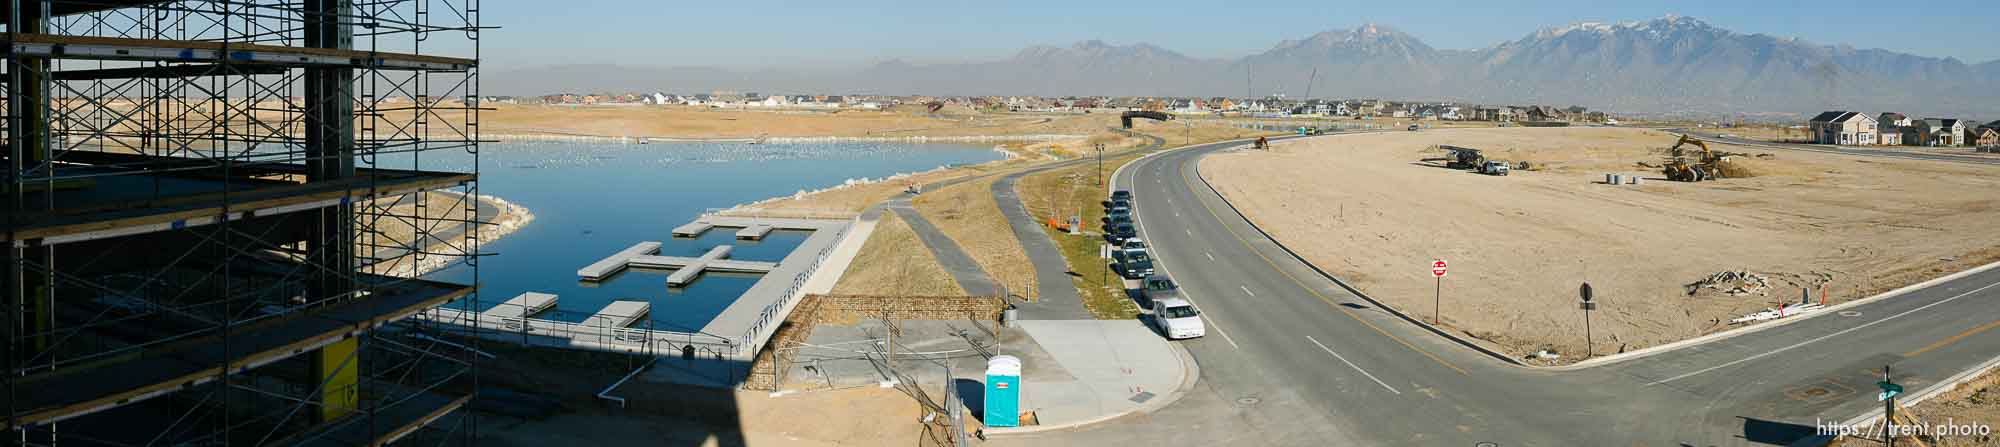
[420,140,1000,332]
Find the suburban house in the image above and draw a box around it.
[1911,118,1967,146]
[1806,111,1877,146]
[1878,112,1910,127]
[1525,105,1567,122]
[1971,127,2000,148]
[1878,128,1902,145]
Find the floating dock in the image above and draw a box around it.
[588,300,651,328]
[578,244,779,287]
[672,221,714,238]
[577,242,664,280]
[735,224,773,240]
[482,292,557,320]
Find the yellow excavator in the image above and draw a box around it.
[1662,134,1728,182]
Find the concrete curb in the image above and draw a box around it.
[1551,258,2000,370]
[1189,129,2000,371]
[1839,353,2000,429]
[983,340,1201,437]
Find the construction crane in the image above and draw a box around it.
[1662,134,1728,182]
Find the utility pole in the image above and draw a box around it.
[1096,143,1105,186]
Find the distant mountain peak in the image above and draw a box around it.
[1534,14,1722,39]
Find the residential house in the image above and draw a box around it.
[1525,105,1567,122]
[1972,127,2000,148]
[1878,112,1910,128]
[1806,111,1876,146]
[1878,128,1902,146]
[1910,118,1967,146]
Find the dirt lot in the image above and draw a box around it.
[1906,367,2000,446]
[1201,127,2000,361]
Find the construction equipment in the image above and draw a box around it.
[1439,145,1486,169]
[1661,134,1728,182]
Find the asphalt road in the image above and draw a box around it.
[999,133,2000,446]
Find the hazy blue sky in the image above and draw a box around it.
[479,0,1999,70]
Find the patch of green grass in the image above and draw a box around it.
[1021,154,1149,320]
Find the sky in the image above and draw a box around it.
[477,0,2000,71]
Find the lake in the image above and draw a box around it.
[422,140,1002,332]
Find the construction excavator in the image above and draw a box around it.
[1662,134,1728,182]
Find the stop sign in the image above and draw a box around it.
[1431,259,1448,278]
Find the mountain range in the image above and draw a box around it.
[487,16,2000,117]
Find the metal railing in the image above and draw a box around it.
[736,223,852,354]
[416,306,739,359]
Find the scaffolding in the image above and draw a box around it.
[4,0,485,445]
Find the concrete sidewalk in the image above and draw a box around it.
[983,319,1195,436]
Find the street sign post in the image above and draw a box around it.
[1431,259,1448,325]
[1881,365,1899,447]
[1580,282,1596,359]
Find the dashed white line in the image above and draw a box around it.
[1185,228,1193,236]
[1240,285,1256,297]
[1307,335,1402,395]
[1204,252,1215,261]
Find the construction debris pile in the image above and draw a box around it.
[1685,271,1771,297]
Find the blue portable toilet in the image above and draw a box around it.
[984,355,1022,427]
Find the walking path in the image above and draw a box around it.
[994,129,1163,320]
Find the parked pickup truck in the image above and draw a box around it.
[1112,248,1155,279]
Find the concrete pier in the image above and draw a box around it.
[672,221,713,238]
[577,242,663,280]
[587,300,650,328]
[735,224,773,240]
[483,292,557,320]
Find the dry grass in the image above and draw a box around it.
[830,213,967,297]
[1203,127,2000,361]
[1016,154,1144,319]
[910,170,1037,298]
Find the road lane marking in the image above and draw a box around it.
[1905,319,2000,358]
[1177,160,1469,375]
[1205,252,1215,261]
[1185,228,1193,236]
[1308,336,1401,395]
[1241,285,1256,297]
[1648,280,2000,386]
[1124,155,1238,350]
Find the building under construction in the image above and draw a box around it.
[4,0,485,445]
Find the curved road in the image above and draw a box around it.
[1000,133,2000,446]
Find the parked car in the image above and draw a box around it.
[1113,248,1155,279]
[1141,274,1181,303]
[1106,207,1132,223]
[1407,124,1420,131]
[1480,160,1511,176]
[1152,298,1205,340]
[1110,190,1132,201]
[1120,238,1148,253]
[1106,222,1136,243]
[1107,197,1131,210]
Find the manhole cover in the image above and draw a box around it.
[1802,388,1831,397]
[1236,397,1261,406]
[1476,442,1500,447]
[1130,391,1156,404]
[1839,311,1863,317]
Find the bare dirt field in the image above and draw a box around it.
[1201,127,2000,361]
[1908,368,2000,446]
